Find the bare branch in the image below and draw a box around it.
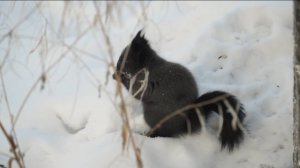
[13,22,93,128]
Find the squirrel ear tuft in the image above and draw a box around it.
[131,29,149,47]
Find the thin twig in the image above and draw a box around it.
[0,122,24,168]
[0,2,41,44]
[93,3,143,167]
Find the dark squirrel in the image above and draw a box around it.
[113,30,246,151]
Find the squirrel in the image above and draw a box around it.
[113,30,246,151]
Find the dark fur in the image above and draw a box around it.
[113,30,246,151]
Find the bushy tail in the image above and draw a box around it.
[195,91,246,151]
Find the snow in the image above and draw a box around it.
[0,1,293,168]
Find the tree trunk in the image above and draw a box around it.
[294,1,300,168]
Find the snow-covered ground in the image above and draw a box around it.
[0,1,293,168]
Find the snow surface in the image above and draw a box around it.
[0,1,293,168]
